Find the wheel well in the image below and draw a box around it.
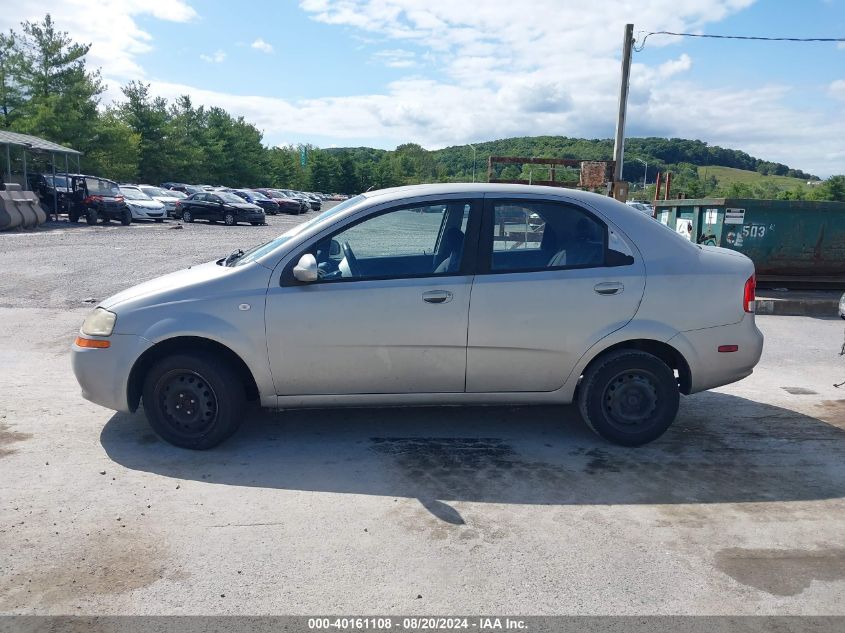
[583,339,692,395]
[127,336,260,411]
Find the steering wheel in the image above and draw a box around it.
[341,241,361,277]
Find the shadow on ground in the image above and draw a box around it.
[101,392,845,513]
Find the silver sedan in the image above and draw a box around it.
[72,184,763,449]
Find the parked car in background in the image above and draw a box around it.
[162,183,206,196]
[119,186,167,222]
[278,189,312,211]
[176,191,265,226]
[626,200,654,214]
[64,174,131,225]
[72,183,763,449]
[297,191,322,211]
[839,291,845,319]
[29,173,72,212]
[255,188,306,214]
[137,185,183,218]
[232,189,280,215]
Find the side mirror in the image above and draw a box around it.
[292,253,318,283]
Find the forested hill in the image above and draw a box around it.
[327,136,817,185]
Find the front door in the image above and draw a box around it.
[466,197,645,392]
[265,199,479,395]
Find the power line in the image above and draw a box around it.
[634,30,845,52]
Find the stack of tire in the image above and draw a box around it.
[0,184,47,231]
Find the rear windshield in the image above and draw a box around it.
[86,178,120,196]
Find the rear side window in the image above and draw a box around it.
[487,201,622,272]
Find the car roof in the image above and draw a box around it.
[359,182,620,207]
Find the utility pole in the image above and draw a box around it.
[468,144,477,182]
[612,23,634,184]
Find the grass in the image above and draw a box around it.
[697,165,809,192]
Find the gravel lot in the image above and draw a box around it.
[1,211,845,616]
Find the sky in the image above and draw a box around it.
[2,0,844,176]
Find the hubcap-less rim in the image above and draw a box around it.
[225,214,234,225]
[603,369,659,428]
[155,369,218,438]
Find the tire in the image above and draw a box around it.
[141,352,245,449]
[155,218,164,223]
[120,209,132,226]
[250,221,261,226]
[577,350,680,446]
[69,210,79,223]
[182,210,193,223]
[223,212,236,226]
[86,209,97,225]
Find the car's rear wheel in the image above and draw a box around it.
[155,218,164,223]
[182,210,193,223]
[142,352,244,449]
[223,212,236,226]
[120,209,132,225]
[86,209,98,225]
[577,350,679,446]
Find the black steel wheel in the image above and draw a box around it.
[142,352,245,449]
[577,350,679,446]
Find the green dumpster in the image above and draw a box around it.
[652,198,845,284]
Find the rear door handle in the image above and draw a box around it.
[422,290,453,304]
[594,282,624,296]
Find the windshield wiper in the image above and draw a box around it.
[222,248,244,266]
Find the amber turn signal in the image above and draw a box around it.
[75,336,110,349]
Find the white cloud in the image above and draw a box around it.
[199,49,226,63]
[372,48,417,68]
[0,0,197,79]
[830,79,845,100]
[838,42,845,50]
[251,38,274,54]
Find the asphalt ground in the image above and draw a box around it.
[1,209,844,616]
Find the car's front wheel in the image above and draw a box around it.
[142,353,245,449]
[577,350,679,446]
[182,210,193,223]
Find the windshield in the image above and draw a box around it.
[217,191,248,203]
[87,178,120,196]
[140,186,168,198]
[120,187,151,200]
[46,175,69,188]
[249,190,268,200]
[233,194,366,267]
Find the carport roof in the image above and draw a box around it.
[0,130,81,155]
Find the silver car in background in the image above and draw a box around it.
[138,185,184,218]
[72,184,763,449]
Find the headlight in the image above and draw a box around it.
[81,307,117,337]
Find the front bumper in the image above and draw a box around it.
[72,334,152,412]
[129,206,166,219]
[237,212,266,223]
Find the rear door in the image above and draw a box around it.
[466,196,645,392]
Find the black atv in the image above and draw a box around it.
[66,174,132,226]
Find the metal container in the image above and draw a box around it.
[653,198,845,284]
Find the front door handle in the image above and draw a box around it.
[422,290,453,304]
[594,282,624,296]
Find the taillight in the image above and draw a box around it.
[175,201,182,208]
[743,274,756,313]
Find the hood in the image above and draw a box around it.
[101,261,232,310]
[126,199,165,209]
[152,195,179,204]
[233,202,263,211]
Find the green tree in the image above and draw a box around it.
[118,81,172,183]
[0,31,24,128]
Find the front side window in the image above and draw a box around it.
[487,201,609,272]
[305,202,471,282]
